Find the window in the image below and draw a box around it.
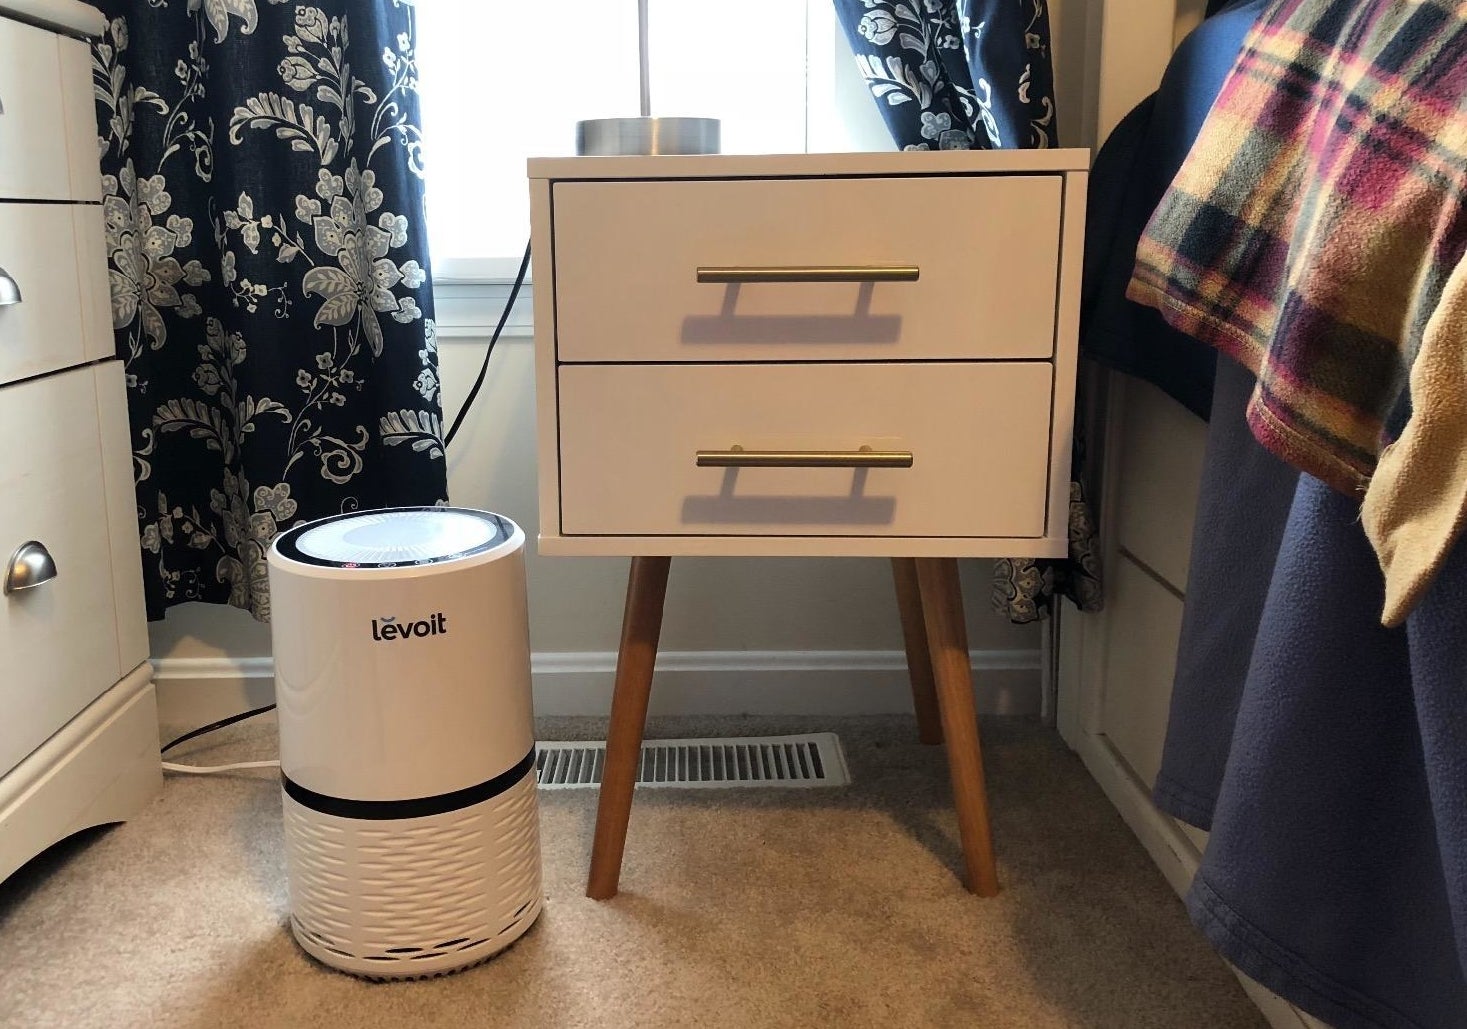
[415,0,889,281]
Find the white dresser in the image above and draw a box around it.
[530,150,1088,899]
[0,0,161,884]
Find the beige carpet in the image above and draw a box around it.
[0,714,1265,1029]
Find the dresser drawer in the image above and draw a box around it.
[551,176,1062,363]
[0,204,107,387]
[557,362,1054,538]
[0,21,99,201]
[0,366,125,773]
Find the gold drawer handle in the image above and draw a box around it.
[696,265,920,284]
[696,445,913,469]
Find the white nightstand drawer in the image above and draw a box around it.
[0,20,99,201]
[552,175,1062,363]
[0,365,125,774]
[0,204,109,387]
[558,362,1054,538]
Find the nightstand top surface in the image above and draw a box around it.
[528,148,1090,180]
[0,0,103,37]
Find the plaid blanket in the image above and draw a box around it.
[1128,0,1467,623]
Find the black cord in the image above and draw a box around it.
[161,243,530,755]
[161,703,278,754]
[443,239,531,448]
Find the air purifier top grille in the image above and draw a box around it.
[274,507,517,569]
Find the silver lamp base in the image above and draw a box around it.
[575,117,721,157]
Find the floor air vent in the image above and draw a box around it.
[535,733,850,790]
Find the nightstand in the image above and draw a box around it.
[528,150,1088,899]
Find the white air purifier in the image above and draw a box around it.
[266,507,542,979]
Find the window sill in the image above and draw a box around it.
[434,255,532,283]
[431,279,534,341]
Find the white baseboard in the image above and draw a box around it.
[152,648,1041,727]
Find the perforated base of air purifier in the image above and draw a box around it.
[291,899,541,981]
[535,733,850,789]
[283,770,542,979]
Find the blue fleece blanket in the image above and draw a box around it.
[1156,360,1467,1026]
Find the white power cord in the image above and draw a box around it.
[162,759,280,775]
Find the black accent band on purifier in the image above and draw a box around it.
[282,747,537,820]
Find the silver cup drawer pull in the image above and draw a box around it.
[5,541,57,595]
[0,265,21,306]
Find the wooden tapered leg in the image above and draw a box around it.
[891,558,943,745]
[914,557,1000,897]
[586,555,672,900]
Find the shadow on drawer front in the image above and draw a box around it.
[681,282,902,345]
[681,312,903,346]
[682,468,898,526]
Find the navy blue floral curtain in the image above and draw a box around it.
[833,0,1101,622]
[93,0,446,621]
[833,0,1059,150]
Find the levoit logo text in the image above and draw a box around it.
[370,613,448,641]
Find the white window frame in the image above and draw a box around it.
[427,0,888,326]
